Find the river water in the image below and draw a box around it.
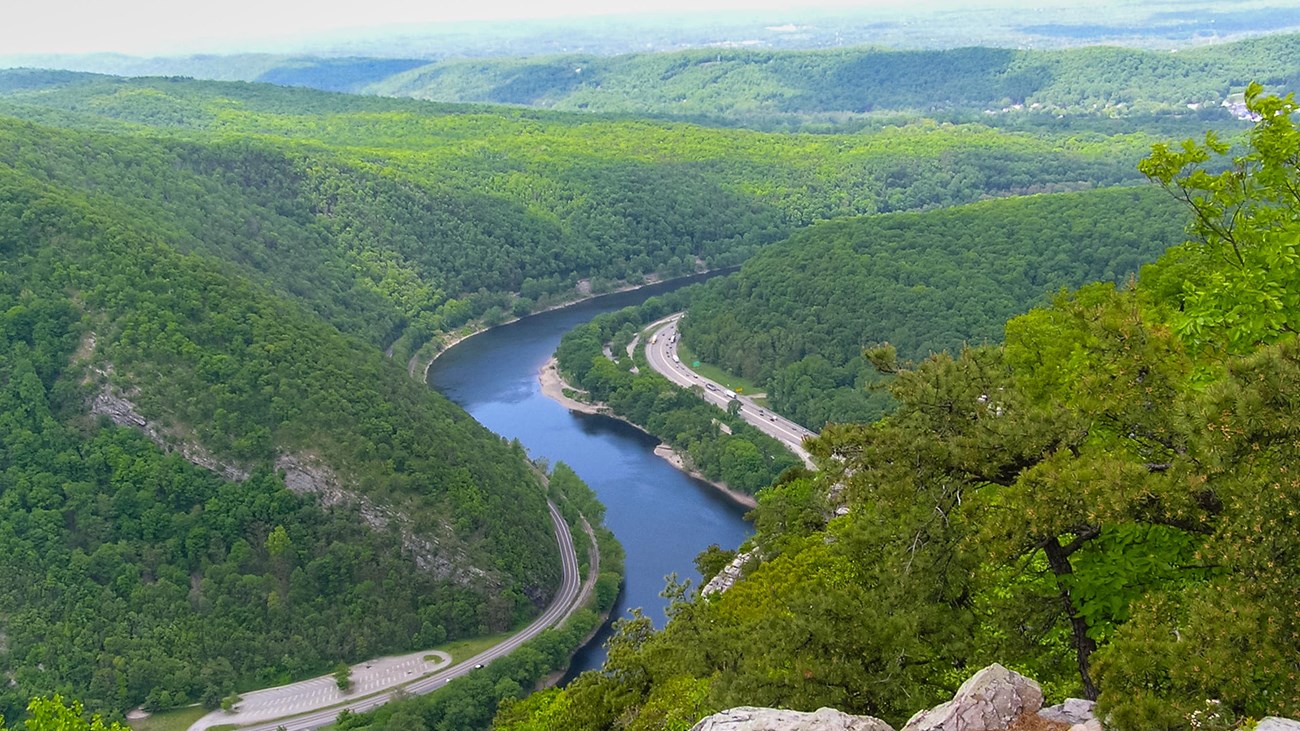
[426,276,752,676]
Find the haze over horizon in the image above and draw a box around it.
[5,0,1295,68]
[4,0,989,55]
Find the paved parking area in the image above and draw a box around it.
[190,650,451,731]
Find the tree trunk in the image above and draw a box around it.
[1042,535,1099,700]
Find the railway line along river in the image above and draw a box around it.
[426,274,753,677]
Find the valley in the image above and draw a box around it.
[1,8,1299,731]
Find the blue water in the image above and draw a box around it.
[426,277,752,676]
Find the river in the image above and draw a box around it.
[425,275,753,677]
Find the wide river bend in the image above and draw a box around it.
[426,275,752,677]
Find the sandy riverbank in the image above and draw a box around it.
[651,445,758,509]
[538,357,758,510]
[538,357,605,415]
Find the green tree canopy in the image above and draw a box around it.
[1,697,128,731]
[495,88,1300,731]
[1139,82,1300,354]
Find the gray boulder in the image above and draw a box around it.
[902,664,1043,731]
[690,706,894,731]
[1038,698,1095,726]
[1257,719,1300,731]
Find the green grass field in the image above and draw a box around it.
[674,342,767,405]
[429,631,512,664]
[126,706,209,731]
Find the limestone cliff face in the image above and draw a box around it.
[88,370,489,590]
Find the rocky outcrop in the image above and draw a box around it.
[1038,699,1096,727]
[90,385,250,482]
[83,348,250,481]
[1258,719,1300,731]
[902,664,1043,731]
[690,707,893,731]
[276,453,353,508]
[690,664,1300,731]
[702,548,756,595]
[276,453,491,588]
[88,370,488,590]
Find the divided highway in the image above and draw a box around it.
[644,314,816,468]
[219,500,585,731]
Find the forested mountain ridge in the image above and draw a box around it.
[0,69,1172,723]
[492,85,1300,731]
[680,186,1190,428]
[4,8,1298,125]
[0,119,564,718]
[0,70,1158,366]
[0,66,1280,731]
[368,34,1300,129]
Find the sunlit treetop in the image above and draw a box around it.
[1,697,128,731]
[1139,83,1300,355]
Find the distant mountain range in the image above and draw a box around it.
[4,31,1296,134]
[5,0,1300,85]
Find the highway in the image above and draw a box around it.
[644,314,816,468]
[218,499,585,731]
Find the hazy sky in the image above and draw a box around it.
[4,0,952,56]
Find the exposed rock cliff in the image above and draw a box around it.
[87,364,489,590]
[701,548,756,596]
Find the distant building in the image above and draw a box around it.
[1222,97,1262,122]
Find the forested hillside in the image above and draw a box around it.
[0,66,1164,724]
[0,64,1284,731]
[680,187,1188,427]
[492,85,1300,731]
[0,71,1156,366]
[0,120,564,718]
[370,34,1300,129]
